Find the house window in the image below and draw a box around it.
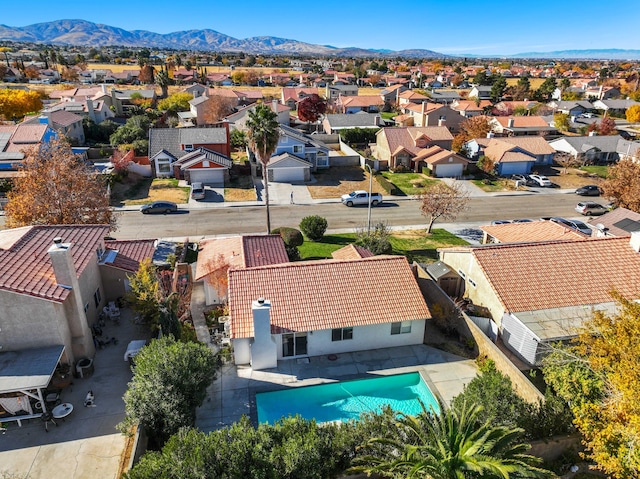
[332,327,353,341]
[158,161,171,174]
[93,288,101,307]
[183,144,194,151]
[391,321,412,335]
[84,303,90,313]
[293,145,303,153]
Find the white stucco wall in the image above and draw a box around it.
[233,338,251,365]
[278,320,426,359]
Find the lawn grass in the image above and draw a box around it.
[471,178,514,192]
[225,175,257,202]
[381,112,396,120]
[380,171,438,196]
[112,176,190,205]
[579,165,609,178]
[298,229,468,264]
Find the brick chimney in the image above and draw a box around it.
[86,97,96,123]
[47,238,77,290]
[630,231,640,253]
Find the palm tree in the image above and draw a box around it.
[352,403,551,479]
[246,104,280,232]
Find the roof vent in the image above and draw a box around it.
[53,237,63,245]
[257,297,265,305]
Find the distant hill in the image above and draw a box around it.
[0,19,445,58]
[511,49,640,60]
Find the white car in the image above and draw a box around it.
[340,190,383,207]
[529,175,552,187]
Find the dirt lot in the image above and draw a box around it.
[308,166,386,199]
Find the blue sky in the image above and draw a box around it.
[3,0,639,56]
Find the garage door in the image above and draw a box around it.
[189,169,224,186]
[434,163,463,178]
[499,162,529,176]
[271,167,305,183]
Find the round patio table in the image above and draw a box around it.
[52,403,74,419]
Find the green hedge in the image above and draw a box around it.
[375,174,399,195]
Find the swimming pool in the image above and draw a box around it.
[256,372,440,424]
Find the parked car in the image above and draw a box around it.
[575,201,608,216]
[341,190,383,207]
[529,174,552,187]
[575,185,601,196]
[512,218,534,223]
[510,174,537,187]
[140,201,178,214]
[190,182,206,200]
[550,217,592,235]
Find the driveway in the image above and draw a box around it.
[256,179,314,205]
[0,310,152,479]
[188,185,225,206]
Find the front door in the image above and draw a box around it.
[282,332,308,357]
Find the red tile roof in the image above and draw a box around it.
[0,225,109,302]
[480,220,587,243]
[195,235,288,280]
[228,256,431,338]
[331,244,373,260]
[103,239,156,272]
[469,237,640,313]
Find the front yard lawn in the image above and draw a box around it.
[225,175,257,202]
[471,178,515,192]
[110,174,190,206]
[579,165,609,178]
[379,171,438,196]
[298,229,469,263]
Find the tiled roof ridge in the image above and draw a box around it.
[10,224,105,251]
[470,236,621,252]
[238,254,406,272]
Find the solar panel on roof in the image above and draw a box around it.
[613,219,640,233]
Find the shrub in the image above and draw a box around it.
[284,244,301,261]
[375,174,398,195]
[299,215,328,241]
[391,164,410,173]
[270,227,304,247]
[355,222,393,255]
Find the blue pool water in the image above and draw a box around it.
[256,372,440,424]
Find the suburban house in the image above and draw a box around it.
[171,147,232,185]
[468,86,492,100]
[416,146,469,177]
[451,100,492,118]
[227,255,431,369]
[110,89,157,116]
[208,88,263,107]
[373,126,454,171]
[488,116,557,137]
[226,101,291,131]
[397,102,464,133]
[0,225,154,364]
[260,124,330,181]
[148,123,231,179]
[428,90,461,105]
[617,139,640,162]
[468,136,556,175]
[588,207,640,238]
[379,84,408,104]
[23,110,85,145]
[585,86,621,100]
[480,220,588,244]
[195,234,289,305]
[592,99,640,116]
[547,100,594,117]
[397,90,430,106]
[0,123,57,177]
[337,95,384,114]
[549,134,625,163]
[322,113,382,134]
[438,235,640,366]
[326,84,358,101]
[281,87,318,110]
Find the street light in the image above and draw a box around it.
[364,163,373,234]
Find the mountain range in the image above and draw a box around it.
[0,19,444,58]
[0,20,639,60]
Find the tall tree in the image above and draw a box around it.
[126,258,161,328]
[490,76,508,103]
[452,116,491,153]
[0,89,43,121]
[5,140,115,229]
[119,336,217,447]
[246,104,280,232]
[155,69,170,98]
[419,181,469,233]
[543,292,640,477]
[601,158,640,212]
[297,94,327,132]
[352,403,551,479]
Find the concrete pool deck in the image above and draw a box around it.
[195,344,478,431]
